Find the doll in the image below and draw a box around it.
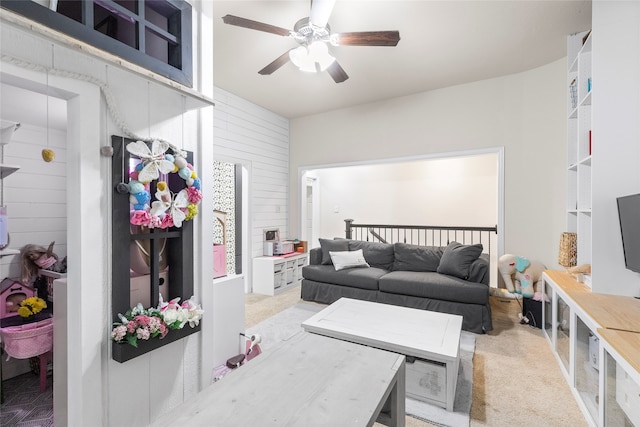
[20,241,67,284]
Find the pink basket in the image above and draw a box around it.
[1,318,53,359]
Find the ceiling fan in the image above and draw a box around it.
[222,0,400,83]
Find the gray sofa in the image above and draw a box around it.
[301,238,493,333]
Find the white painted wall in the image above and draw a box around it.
[212,86,290,291]
[0,119,68,279]
[1,1,218,425]
[308,153,498,244]
[291,59,568,270]
[591,1,640,296]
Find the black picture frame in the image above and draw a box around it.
[110,135,199,363]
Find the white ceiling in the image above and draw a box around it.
[212,0,592,119]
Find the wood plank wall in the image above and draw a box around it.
[0,122,67,281]
[212,87,290,260]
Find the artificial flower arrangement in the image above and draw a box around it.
[126,140,203,229]
[111,295,204,348]
[18,296,47,318]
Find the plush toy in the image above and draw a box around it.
[20,241,68,284]
[498,254,546,298]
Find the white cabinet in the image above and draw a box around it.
[566,30,593,279]
[0,162,20,256]
[252,253,308,296]
[542,271,599,426]
[599,328,640,427]
[543,270,640,427]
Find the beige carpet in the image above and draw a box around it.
[245,288,587,427]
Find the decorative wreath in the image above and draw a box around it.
[126,140,202,229]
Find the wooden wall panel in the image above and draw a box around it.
[212,87,289,270]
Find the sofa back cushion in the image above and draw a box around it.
[347,240,394,271]
[437,241,483,280]
[469,254,490,285]
[392,243,443,272]
[319,238,349,265]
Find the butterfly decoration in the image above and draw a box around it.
[150,188,190,228]
[126,140,175,183]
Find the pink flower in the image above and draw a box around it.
[148,215,162,228]
[137,327,151,340]
[111,325,127,342]
[134,315,150,326]
[160,214,174,229]
[159,323,168,338]
[130,210,151,226]
[126,321,138,334]
[186,187,202,204]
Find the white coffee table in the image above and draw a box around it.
[302,298,462,411]
[151,332,406,427]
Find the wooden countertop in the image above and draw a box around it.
[572,292,640,333]
[543,270,591,295]
[545,270,640,333]
[598,328,640,374]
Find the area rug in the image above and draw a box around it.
[246,302,474,427]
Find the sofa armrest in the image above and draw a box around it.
[308,247,322,265]
[468,254,490,285]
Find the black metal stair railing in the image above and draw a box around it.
[345,218,498,256]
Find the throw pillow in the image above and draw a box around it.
[392,243,443,272]
[437,241,483,280]
[319,238,349,265]
[330,249,370,271]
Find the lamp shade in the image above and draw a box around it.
[558,232,577,268]
[289,42,336,73]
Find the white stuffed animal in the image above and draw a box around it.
[498,254,546,298]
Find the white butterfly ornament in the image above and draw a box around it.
[150,188,189,228]
[126,140,175,183]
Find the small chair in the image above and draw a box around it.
[0,318,53,392]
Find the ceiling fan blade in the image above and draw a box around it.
[258,49,294,75]
[222,15,291,37]
[334,31,401,47]
[326,61,349,83]
[310,0,336,28]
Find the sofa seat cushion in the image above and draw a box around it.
[378,271,489,305]
[302,265,387,291]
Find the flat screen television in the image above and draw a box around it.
[617,193,640,273]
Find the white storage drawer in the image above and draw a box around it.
[252,253,308,296]
[405,358,447,405]
[273,272,284,289]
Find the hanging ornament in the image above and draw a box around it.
[42,148,55,162]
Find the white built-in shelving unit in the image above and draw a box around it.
[0,150,20,256]
[567,30,593,278]
[253,252,308,296]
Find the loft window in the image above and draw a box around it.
[1,0,193,87]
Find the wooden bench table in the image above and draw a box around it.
[151,332,406,427]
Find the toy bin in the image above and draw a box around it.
[0,318,53,359]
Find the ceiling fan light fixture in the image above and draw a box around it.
[289,46,315,72]
[289,42,335,73]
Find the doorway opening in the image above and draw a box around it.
[299,148,504,287]
[0,81,68,423]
